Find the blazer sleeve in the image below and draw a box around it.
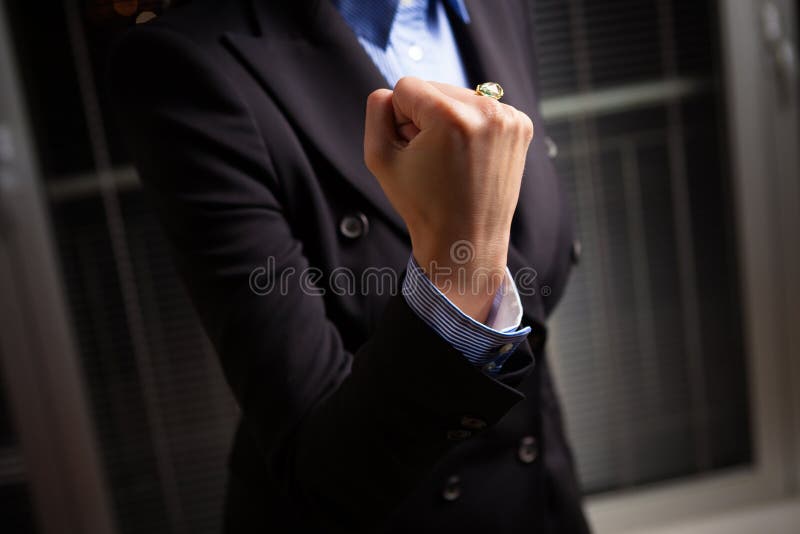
[108,24,533,530]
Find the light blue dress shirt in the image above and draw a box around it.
[333,0,531,372]
[336,0,470,87]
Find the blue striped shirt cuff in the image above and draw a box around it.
[402,256,531,374]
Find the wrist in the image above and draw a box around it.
[411,235,509,322]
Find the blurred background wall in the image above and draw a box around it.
[0,1,798,533]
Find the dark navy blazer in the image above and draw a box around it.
[109,0,591,532]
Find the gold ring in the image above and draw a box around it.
[475,82,504,100]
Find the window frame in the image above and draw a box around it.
[584,1,800,532]
[0,2,117,533]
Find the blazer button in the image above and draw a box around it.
[518,436,538,464]
[570,239,582,265]
[339,212,369,239]
[544,136,558,159]
[442,475,461,502]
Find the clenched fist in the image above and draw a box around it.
[364,77,534,322]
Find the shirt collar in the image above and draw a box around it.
[332,0,470,49]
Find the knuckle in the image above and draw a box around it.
[476,100,521,134]
[450,111,480,139]
[518,111,535,140]
[434,100,473,133]
[500,105,518,128]
[394,76,414,96]
[367,88,391,107]
[430,98,454,118]
[478,99,505,124]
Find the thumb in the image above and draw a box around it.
[364,88,399,177]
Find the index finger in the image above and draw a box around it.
[391,76,464,132]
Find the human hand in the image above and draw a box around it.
[364,77,534,322]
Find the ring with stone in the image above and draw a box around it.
[475,82,504,100]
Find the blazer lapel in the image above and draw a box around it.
[222,0,407,234]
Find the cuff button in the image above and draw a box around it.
[460,416,487,431]
[497,343,514,354]
[447,429,472,441]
